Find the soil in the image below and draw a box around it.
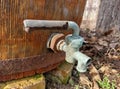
[46,28,120,89]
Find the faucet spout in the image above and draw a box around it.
[73,52,91,72]
[47,33,91,73]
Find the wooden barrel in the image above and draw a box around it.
[0,0,86,59]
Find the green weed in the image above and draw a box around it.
[34,74,42,79]
[98,76,116,89]
[74,85,79,89]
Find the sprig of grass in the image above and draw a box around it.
[98,76,116,89]
[74,85,80,89]
[34,74,42,79]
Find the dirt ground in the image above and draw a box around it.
[46,28,120,89]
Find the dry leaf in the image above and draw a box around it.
[89,64,101,89]
[98,39,108,47]
[109,43,118,48]
[94,45,103,50]
[79,73,92,88]
[99,65,110,73]
[92,81,100,89]
[89,64,101,81]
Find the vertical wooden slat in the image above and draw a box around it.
[0,0,1,59]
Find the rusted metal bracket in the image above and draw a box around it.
[0,52,65,82]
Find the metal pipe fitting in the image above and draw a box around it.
[47,33,91,73]
[23,20,80,36]
[68,21,80,36]
[73,52,91,72]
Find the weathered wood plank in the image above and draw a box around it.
[0,0,86,59]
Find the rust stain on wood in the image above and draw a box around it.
[0,0,86,59]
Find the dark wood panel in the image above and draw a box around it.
[0,0,86,59]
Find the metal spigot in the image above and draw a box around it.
[47,33,91,72]
[23,20,91,72]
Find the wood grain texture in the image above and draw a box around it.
[96,0,120,31]
[0,0,86,59]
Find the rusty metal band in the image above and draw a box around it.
[0,52,65,82]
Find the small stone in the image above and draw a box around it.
[0,83,6,89]
[0,74,45,89]
[46,61,74,84]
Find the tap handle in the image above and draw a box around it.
[23,20,80,36]
[23,20,68,32]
